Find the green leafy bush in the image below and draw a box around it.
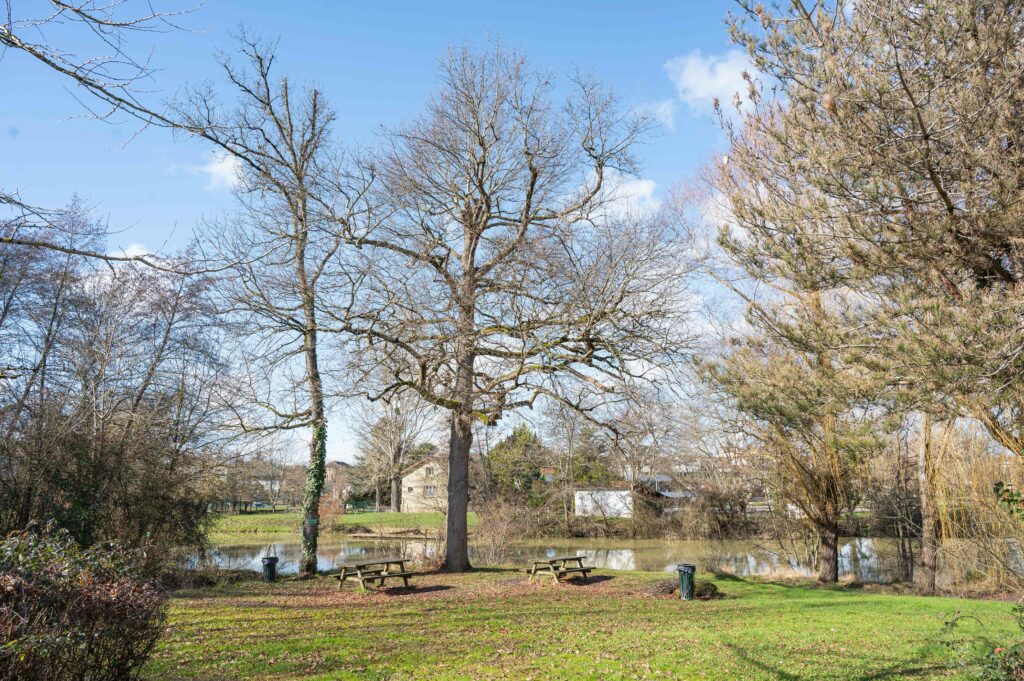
[942,606,1024,681]
[977,644,1024,681]
[0,527,167,681]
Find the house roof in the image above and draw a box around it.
[400,455,443,477]
[659,490,696,499]
[574,481,632,491]
[328,460,353,468]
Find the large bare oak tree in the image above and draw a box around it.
[326,47,697,571]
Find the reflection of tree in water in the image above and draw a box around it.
[843,538,881,582]
[209,538,903,581]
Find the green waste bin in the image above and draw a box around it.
[262,556,279,582]
[675,563,696,601]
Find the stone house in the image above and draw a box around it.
[324,460,353,507]
[400,456,447,513]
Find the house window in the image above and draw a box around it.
[424,486,437,498]
[407,486,414,493]
[425,466,434,477]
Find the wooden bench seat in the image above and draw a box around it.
[360,570,415,583]
[555,566,593,581]
[335,568,416,591]
[525,557,596,584]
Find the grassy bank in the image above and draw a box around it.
[149,569,1016,680]
[209,510,479,544]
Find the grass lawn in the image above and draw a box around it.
[149,569,1017,680]
[209,510,479,544]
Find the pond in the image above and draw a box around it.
[207,536,910,583]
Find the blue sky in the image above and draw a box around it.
[2,0,750,460]
[2,0,749,257]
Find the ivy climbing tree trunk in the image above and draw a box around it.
[297,211,328,577]
[390,452,402,513]
[170,38,362,578]
[300,422,327,575]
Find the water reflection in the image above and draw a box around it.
[208,536,907,583]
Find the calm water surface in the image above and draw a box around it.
[208,537,908,583]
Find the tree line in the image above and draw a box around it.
[5,0,1024,594]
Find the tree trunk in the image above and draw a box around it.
[563,491,572,537]
[917,414,938,594]
[444,410,473,572]
[300,421,326,576]
[444,263,476,573]
[374,481,382,512]
[391,448,402,512]
[17,486,33,529]
[629,484,639,538]
[297,230,327,576]
[818,520,839,583]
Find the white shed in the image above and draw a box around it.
[574,488,633,518]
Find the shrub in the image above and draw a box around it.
[941,606,1024,681]
[694,580,720,600]
[472,501,530,565]
[0,527,167,681]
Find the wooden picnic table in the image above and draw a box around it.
[334,557,416,591]
[525,554,595,584]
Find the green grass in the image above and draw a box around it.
[148,569,1018,680]
[336,511,479,531]
[209,510,478,544]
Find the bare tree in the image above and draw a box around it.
[602,389,681,536]
[325,46,696,571]
[0,210,232,550]
[1,1,197,266]
[172,36,370,575]
[251,438,296,512]
[353,394,437,513]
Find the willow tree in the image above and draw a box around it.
[714,0,1024,587]
[327,46,696,571]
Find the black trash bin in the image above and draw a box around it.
[675,563,696,601]
[262,556,279,583]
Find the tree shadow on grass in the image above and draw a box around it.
[564,575,615,586]
[720,640,945,680]
[393,585,454,595]
[468,566,521,575]
[708,571,749,583]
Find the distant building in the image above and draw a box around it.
[400,456,447,513]
[324,460,353,506]
[574,482,634,518]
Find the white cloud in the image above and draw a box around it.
[700,190,735,235]
[644,98,678,132]
[601,171,661,218]
[664,49,753,113]
[195,151,242,191]
[116,243,151,259]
